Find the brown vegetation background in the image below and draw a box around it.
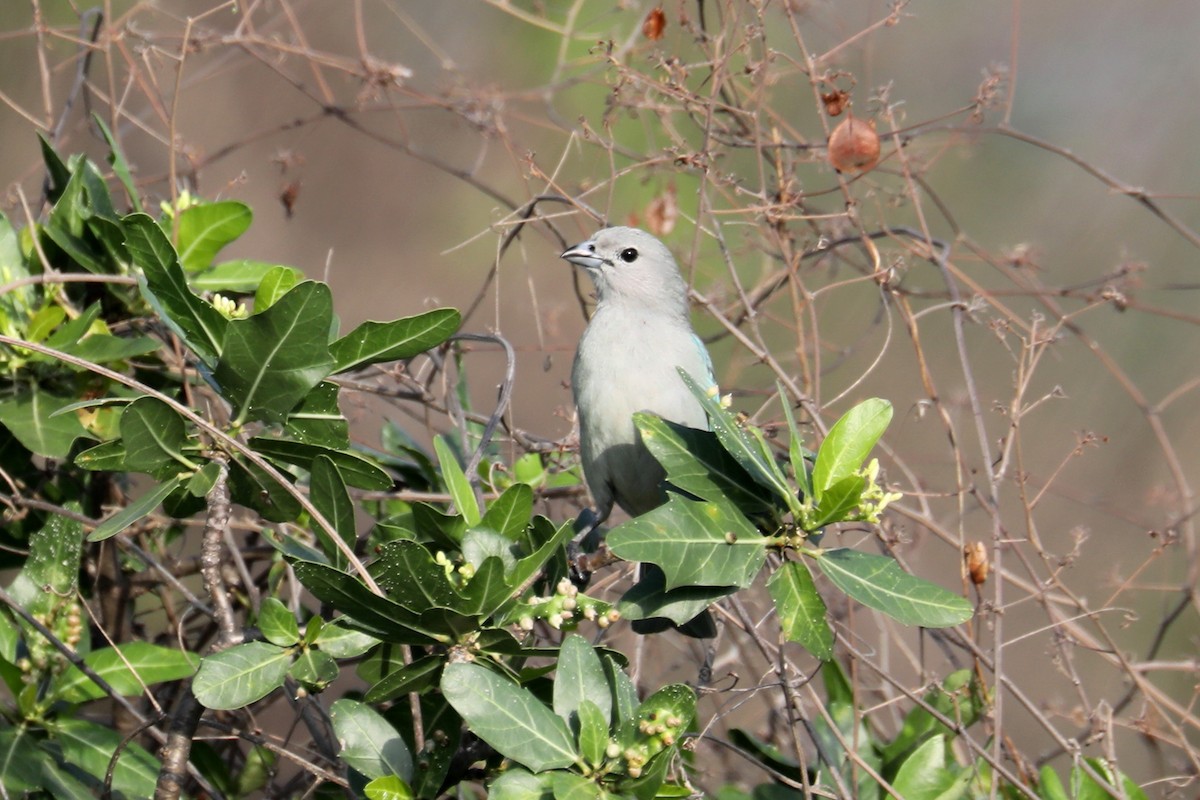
[1,0,1198,795]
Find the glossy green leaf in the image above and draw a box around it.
[330,307,461,373]
[811,398,892,500]
[88,476,184,542]
[215,280,334,424]
[119,396,193,478]
[283,380,349,447]
[767,560,833,660]
[608,495,765,590]
[289,648,338,689]
[331,698,413,781]
[434,435,480,525]
[551,771,604,800]
[51,718,160,799]
[257,597,300,647]
[314,621,378,659]
[778,383,814,501]
[126,213,227,363]
[810,475,866,529]
[554,634,612,728]
[254,265,301,311]
[480,483,534,540]
[365,775,415,800]
[634,413,779,517]
[363,655,443,703]
[576,699,609,768]
[177,200,252,272]
[370,539,460,611]
[679,369,794,506]
[291,561,444,644]
[92,113,142,212]
[191,259,304,293]
[0,387,90,459]
[889,735,970,800]
[489,769,554,800]
[227,455,301,522]
[49,642,199,703]
[814,549,972,628]
[441,662,578,772]
[310,455,356,569]
[8,509,85,613]
[249,435,391,490]
[193,641,292,710]
[617,568,734,626]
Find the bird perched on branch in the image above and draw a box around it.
[561,227,715,530]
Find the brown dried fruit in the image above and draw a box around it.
[645,183,678,236]
[965,541,989,585]
[821,89,850,117]
[827,115,881,173]
[643,7,666,40]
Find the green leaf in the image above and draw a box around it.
[126,213,227,363]
[551,771,605,800]
[330,307,461,373]
[0,387,90,459]
[191,259,305,293]
[365,774,415,800]
[58,332,161,364]
[811,398,892,500]
[8,509,85,612]
[434,435,480,525]
[331,698,414,781]
[554,635,612,728]
[177,200,252,271]
[49,642,199,703]
[813,549,972,628]
[88,477,184,542]
[234,745,276,797]
[291,561,444,644]
[289,648,338,689]
[249,435,392,490]
[119,396,194,478]
[51,718,161,799]
[679,370,795,507]
[810,475,866,529]
[889,735,970,800]
[310,455,356,569]
[75,439,128,471]
[634,414,779,517]
[363,655,443,704]
[608,494,765,590]
[313,621,378,659]
[92,113,142,212]
[193,641,293,710]
[576,699,609,768]
[0,725,42,792]
[489,768,554,800]
[369,540,460,612]
[778,383,814,501]
[480,483,534,540]
[1038,766,1070,800]
[215,280,335,424]
[283,380,349,447]
[227,455,301,522]
[186,460,222,497]
[441,662,578,772]
[254,265,300,311]
[257,597,300,646]
[767,560,833,660]
[617,568,734,627]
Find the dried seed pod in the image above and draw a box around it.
[828,115,881,173]
[964,541,989,585]
[643,7,666,40]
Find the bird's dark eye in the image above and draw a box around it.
[619,248,639,263]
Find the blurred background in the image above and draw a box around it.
[1,0,1198,794]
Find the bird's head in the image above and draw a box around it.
[560,227,689,315]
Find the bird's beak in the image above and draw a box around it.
[560,240,604,271]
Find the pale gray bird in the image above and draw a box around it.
[561,227,715,527]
